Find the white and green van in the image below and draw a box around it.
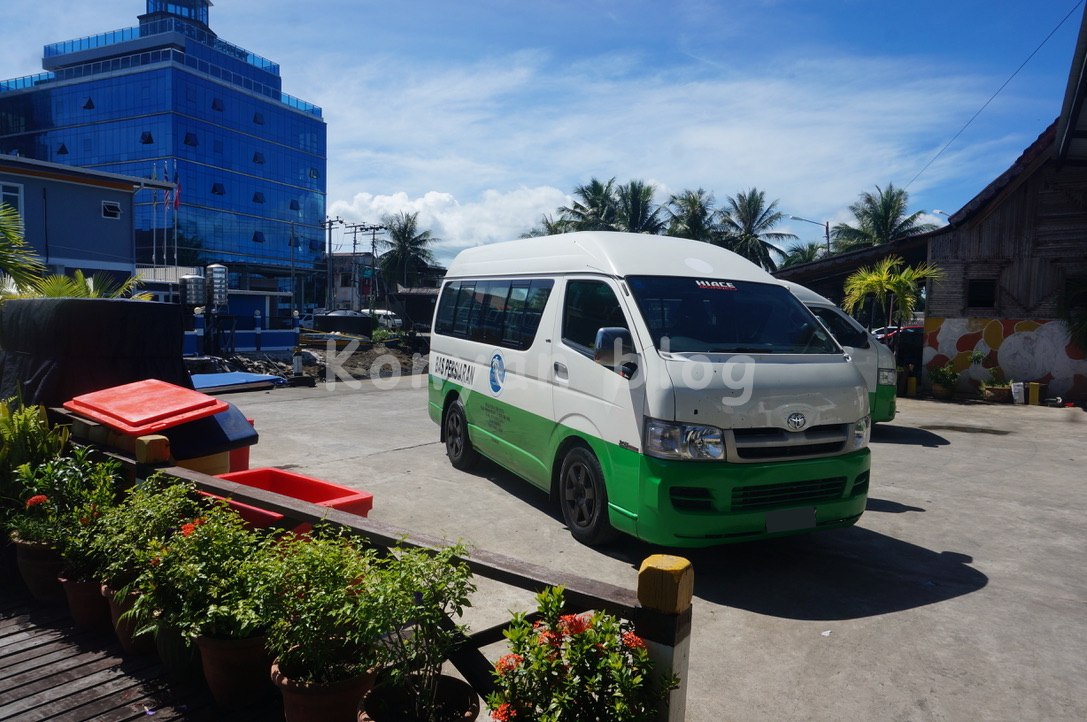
[429,232,871,547]
[783,281,897,423]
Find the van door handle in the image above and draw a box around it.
[553,361,568,379]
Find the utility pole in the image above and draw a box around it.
[364,224,387,314]
[323,216,343,310]
[343,223,369,311]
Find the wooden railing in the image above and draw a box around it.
[69,422,693,722]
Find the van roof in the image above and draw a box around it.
[444,231,779,282]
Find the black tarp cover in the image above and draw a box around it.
[0,299,193,407]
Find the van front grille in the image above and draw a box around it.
[727,424,848,462]
[731,476,846,512]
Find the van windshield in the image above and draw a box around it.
[626,276,840,354]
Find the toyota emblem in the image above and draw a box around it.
[786,412,807,431]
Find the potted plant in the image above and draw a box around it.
[980,367,1013,403]
[359,544,477,722]
[486,586,678,722]
[6,448,117,608]
[927,363,959,400]
[133,499,279,705]
[89,473,205,654]
[265,527,395,722]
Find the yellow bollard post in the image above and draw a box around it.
[907,377,917,397]
[638,555,693,722]
[1028,382,1041,405]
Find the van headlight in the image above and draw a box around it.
[849,416,871,450]
[644,419,725,461]
[877,368,897,386]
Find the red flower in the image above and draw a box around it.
[25,494,48,509]
[192,517,206,526]
[492,702,517,721]
[537,629,561,648]
[495,653,523,675]
[622,631,646,649]
[180,522,197,537]
[559,613,590,635]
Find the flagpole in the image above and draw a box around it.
[172,159,179,289]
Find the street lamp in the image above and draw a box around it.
[789,215,831,255]
[324,216,343,310]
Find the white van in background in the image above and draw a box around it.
[364,309,404,330]
[429,232,872,547]
[782,281,897,423]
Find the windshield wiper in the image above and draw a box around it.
[708,346,774,353]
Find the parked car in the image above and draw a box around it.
[871,325,899,342]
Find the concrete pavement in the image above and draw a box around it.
[227,379,1087,721]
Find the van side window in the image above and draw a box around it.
[562,280,627,354]
[434,278,554,350]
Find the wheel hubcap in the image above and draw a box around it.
[563,463,595,527]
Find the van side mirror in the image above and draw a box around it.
[594,327,637,378]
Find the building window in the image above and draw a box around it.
[1,183,23,217]
[101,201,122,220]
[211,183,225,195]
[309,239,323,251]
[308,168,320,179]
[82,98,95,110]
[184,132,198,147]
[252,231,266,244]
[140,132,154,144]
[967,279,997,309]
[340,273,352,287]
[289,199,300,211]
[252,152,265,164]
[57,143,69,155]
[253,112,265,125]
[213,139,224,154]
[211,98,224,111]
[252,192,265,204]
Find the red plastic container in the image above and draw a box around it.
[64,379,227,436]
[213,468,373,531]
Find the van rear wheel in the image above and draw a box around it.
[559,446,617,546]
[444,399,479,470]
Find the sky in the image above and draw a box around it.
[2,0,1084,264]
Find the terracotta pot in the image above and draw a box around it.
[358,675,480,722]
[101,584,155,655]
[195,634,274,708]
[14,539,65,602]
[272,660,377,722]
[155,623,203,686]
[984,386,1013,403]
[930,383,955,400]
[59,576,111,629]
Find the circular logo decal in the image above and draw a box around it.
[786,412,807,431]
[489,352,506,395]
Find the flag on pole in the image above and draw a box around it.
[173,168,181,209]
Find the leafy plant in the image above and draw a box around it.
[265,527,393,686]
[370,327,392,344]
[928,363,960,388]
[0,399,70,527]
[6,448,120,580]
[133,500,278,642]
[89,474,206,590]
[371,544,475,722]
[0,202,45,290]
[486,586,677,722]
[980,366,1012,391]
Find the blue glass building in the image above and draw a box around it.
[0,0,326,308]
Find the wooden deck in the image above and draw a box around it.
[0,574,282,722]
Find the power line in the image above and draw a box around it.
[905,0,1085,190]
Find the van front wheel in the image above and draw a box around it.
[444,399,479,470]
[559,446,617,546]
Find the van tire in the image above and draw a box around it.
[558,446,618,546]
[444,399,479,470]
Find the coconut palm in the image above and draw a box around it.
[24,269,150,299]
[614,180,665,234]
[379,211,437,289]
[832,184,937,252]
[521,213,570,238]
[558,177,619,231]
[0,203,45,290]
[780,241,826,268]
[842,255,945,328]
[663,189,719,242]
[718,188,793,272]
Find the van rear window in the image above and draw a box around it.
[434,279,553,350]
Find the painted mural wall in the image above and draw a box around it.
[923,317,1087,401]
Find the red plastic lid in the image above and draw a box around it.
[63,379,228,436]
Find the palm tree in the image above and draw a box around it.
[557,177,618,231]
[614,180,664,234]
[718,188,793,272]
[663,189,718,242]
[379,211,437,290]
[842,255,945,328]
[520,213,570,238]
[781,241,825,268]
[832,183,936,252]
[0,203,45,290]
[24,269,150,299]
